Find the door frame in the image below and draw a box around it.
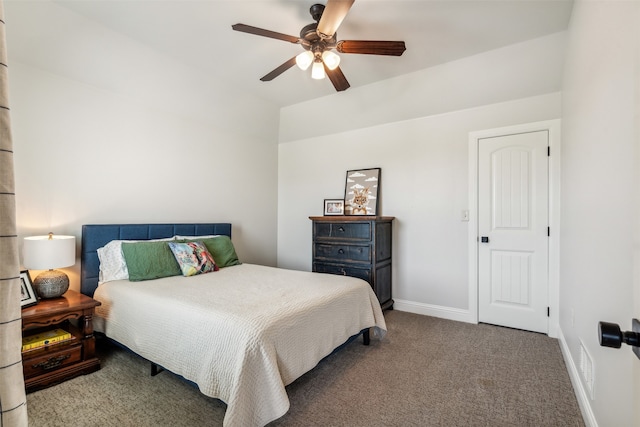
[468,120,561,337]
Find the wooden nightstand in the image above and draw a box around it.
[21,289,101,392]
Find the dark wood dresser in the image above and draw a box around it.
[310,216,394,310]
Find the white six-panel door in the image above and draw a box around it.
[478,130,549,333]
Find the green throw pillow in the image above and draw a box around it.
[179,236,241,268]
[121,241,181,281]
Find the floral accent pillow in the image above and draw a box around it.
[167,241,218,277]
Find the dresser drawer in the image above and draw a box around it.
[314,222,371,241]
[313,262,372,283]
[23,343,82,378]
[314,243,371,262]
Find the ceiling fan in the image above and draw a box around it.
[232,0,406,92]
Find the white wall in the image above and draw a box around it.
[280,32,566,143]
[278,33,565,317]
[7,2,281,291]
[559,1,640,425]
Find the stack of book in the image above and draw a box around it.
[22,328,73,352]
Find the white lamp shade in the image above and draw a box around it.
[321,51,340,70]
[311,60,325,80]
[295,51,314,70]
[23,235,76,270]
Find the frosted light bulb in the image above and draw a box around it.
[311,60,325,79]
[295,51,313,70]
[321,51,340,70]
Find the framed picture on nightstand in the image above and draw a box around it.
[20,271,38,308]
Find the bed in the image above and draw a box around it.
[80,223,386,427]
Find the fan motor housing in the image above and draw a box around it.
[300,22,336,52]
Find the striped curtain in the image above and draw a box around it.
[0,0,29,425]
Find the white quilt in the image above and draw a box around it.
[93,263,386,427]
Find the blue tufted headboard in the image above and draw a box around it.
[81,223,232,297]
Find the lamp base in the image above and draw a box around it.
[33,270,69,299]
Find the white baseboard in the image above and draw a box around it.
[393,299,475,324]
[557,327,598,427]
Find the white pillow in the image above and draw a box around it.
[97,237,175,283]
[174,235,220,240]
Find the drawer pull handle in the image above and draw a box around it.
[33,354,70,371]
[338,226,345,232]
[338,249,344,254]
[340,269,346,275]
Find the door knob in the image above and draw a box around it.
[598,319,640,360]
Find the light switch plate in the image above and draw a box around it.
[633,318,640,360]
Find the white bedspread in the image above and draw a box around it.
[93,264,386,427]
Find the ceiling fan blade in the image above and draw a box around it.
[317,0,355,39]
[325,64,350,92]
[232,23,300,44]
[260,57,297,82]
[337,40,406,56]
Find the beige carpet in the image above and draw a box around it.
[27,311,584,426]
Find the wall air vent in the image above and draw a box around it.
[579,341,595,399]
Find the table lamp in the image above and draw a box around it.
[23,233,76,299]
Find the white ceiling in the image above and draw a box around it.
[8,0,574,108]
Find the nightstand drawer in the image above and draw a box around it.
[314,222,371,241]
[314,243,371,262]
[313,262,372,283]
[23,344,82,378]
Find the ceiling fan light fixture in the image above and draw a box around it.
[295,51,314,70]
[311,60,325,80]
[232,0,405,91]
[321,50,340,70]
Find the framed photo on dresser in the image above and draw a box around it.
[323,199,344,216]
[344,168,380,216]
